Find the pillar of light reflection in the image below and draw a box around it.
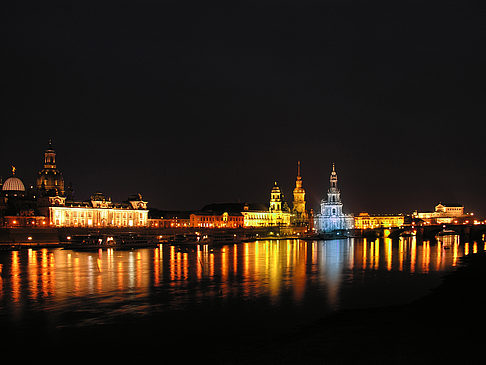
[411,237,416,273]
[319,240,345,310]
[128,251,135,288]
[386,238,392,271]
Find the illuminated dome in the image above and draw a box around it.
[2,176,25,192]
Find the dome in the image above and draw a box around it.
[2,176,25,192]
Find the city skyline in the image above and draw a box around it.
[0,141,480,219]
[2,1,484,216]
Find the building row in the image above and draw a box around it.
[1,141,149,228]
[1,141,476,231]
[0,142,307,229]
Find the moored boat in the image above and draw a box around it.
[168,233,201,246]
[201,232,242,245]
[64,234,117,250]
[64,233,156,250]
[435,229,459,248]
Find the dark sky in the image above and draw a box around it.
[2,1,485,216]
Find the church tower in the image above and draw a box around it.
[292,161,307,223]
[317,163,354,232]
[326,163,342,211]
[269,182,282,212]
[36,140,65,196]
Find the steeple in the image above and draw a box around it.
[330,162,338,190]
[295,160,302,188]
[292,161,307,222]
[327,163,341,204]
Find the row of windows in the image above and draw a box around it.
[56,211,142,219]
[194,216,243,222]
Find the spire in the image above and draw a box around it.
[11,165,16,175]
[330,163,338,189]
[293,159,306,219]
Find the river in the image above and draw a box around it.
[0,236,480,352]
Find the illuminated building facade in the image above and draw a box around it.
[190,211,244,228]
[187,184,292,229]
[0,141,149,228]
[354,213,404,229]
[413,203,470,224]
[292,161,308,225]
[315,164,354,232]
[242,182,291,227]
[148,211,191,228]
[43,193,148,227]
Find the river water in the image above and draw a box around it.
[0,236,480,349]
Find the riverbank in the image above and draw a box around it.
[232,251,486,364]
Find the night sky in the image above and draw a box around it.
[2,1,485,216]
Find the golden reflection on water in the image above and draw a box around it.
[0,237,481,313]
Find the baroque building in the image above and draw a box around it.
[40,192,149,227]
[315,164,354,232]
[0,140,149,228]
[413,203,471,224]
[354,213,404,229]
[241,182,291,227]
[36,140,65,197]
[292,161,308,225]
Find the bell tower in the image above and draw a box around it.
[292,161,307,222]
[269,182,282,212]
[327,163,341,205]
